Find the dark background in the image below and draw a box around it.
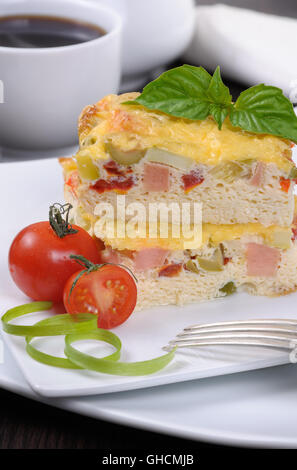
[1,0,297,450]
[200,0,297,17]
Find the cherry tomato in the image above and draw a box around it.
[9,222,101,302]
[63,265,137,329]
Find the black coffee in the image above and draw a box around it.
[0,15,106,48]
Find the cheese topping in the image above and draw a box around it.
[93,218,292,252]
[77,93,293,172]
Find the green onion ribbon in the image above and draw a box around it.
[1,302,176,375]
[1,302,97,336]
[65,331,175,376]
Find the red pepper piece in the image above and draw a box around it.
[91,176,134,194]
[280,177,291,193]
[182,170,204,193]
[159,263,182,277]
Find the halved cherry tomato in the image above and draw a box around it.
[9,222,100,302]
[63,265,137,329]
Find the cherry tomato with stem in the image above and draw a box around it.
[9,203,101,302]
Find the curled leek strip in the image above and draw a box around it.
[26,322,122,370]
[65,330,176,376]
[1,302,97,337]
[25,316,82,369]
[2,302,176,375]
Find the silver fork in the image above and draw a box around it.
[163,319,297,352]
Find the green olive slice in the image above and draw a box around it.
[210,160,254,182]
[196,248,224,272]
[105,142,146,165]
[288,166,297,179]
[219,281,237,296]
[76,154,100,181]
[185,259,200,274]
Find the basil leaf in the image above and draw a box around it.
[207,66,232,128]
[209,104,229,130]
[126,65,213,120]
[126,65,232,127]
[207,66,232,106]
[230,84,297,143]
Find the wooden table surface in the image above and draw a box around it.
[1,0,296,450]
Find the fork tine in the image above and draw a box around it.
[183,319,297,332]
[163,336,292,352]
[170,331,296,345]
[164,318,297,353]
[177,325,297,338]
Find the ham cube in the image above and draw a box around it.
[246,243,280,277]
[249,162,265,187]
[143,163,170,192]
[134,248,169,271]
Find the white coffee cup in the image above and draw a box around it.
[0,0,122,150]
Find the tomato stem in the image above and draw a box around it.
[68,255,103,301]
[49,203,78,238]
[70,255,97,270]
[67,255,138,303]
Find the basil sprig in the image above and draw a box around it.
[125,65,297,142]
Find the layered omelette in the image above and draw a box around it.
[60,91,297,309]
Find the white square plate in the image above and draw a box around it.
[0,158,295,397]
